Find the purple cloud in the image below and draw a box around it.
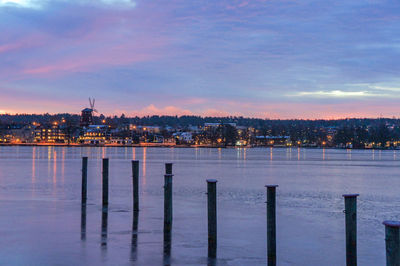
[1,0,400,118]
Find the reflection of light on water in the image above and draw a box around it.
[125,147,128,159]
[346,149,352,160]
[218,148,222,160]
[32,146,36,184]
[53,149,57,185]
[322,148,325,160]
[243,148,246,161]
[286,148,292,160]
[102,147,106,159]
[372,149,375,160]
[47,146,52,178]
[132,147,136,160]
[142,147,147,184]
[394,150,396,160]
[297,148,300,161]
[61,147,65,183]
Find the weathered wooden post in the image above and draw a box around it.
[101,207,108,247]
[165,163,173,175]
[131,211,139,261]
[266,185,278,266]
[163,229,172,266]
[164,173,173,234]
[81,157,88,205]
[383,221,400,266]
[163,163,173,266]
[102,158,109,207]
[207,179,217,258]
[132,160,139,212]
[343,194,359,266]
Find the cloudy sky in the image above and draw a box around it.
[1,0,400,118]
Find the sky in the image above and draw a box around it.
[1,0,400,119]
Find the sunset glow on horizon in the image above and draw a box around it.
[1,0,400,119]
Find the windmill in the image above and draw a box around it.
[80,98,98,127]
[88,97,98,113]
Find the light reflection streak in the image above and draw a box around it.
[142,147,147,184]
[47,146,51,179]
[102,147,106,159]
[53,149,57,186]
[61,147,65,184]
[345,149,351,160]
[297,148,300,161]
[132,147,136,160]
[32,146,36,184]
[322,148,325,160]
[270,147,273,161]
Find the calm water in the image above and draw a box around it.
[0,146,398,265]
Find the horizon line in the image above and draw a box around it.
[0,112,398,121]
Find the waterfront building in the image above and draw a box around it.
[173,132,193,144]
[34,125,66,143]
[80,125,108,145]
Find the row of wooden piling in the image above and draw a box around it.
[80,157,400,265]
[81,157,218,259]
[266,187,400,266]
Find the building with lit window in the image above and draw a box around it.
[34,125,66,143]
[80,125,108,145]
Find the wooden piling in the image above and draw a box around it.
[207,179,217,258]
[102,158,109,207]
[164,174,173,234]
[163,164,173,266]
[132,160,139,212]
[101,207,108,247]
[383,221,400,266]
[343,194,359,266]
[81,157,88,205]
[266,185,278,266]
[163,228,172,266]
[165,163,173,175]
[131,211,139,261]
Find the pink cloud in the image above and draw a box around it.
[122,104,193,117]
[202,109,234,117]
[22,38,166,75]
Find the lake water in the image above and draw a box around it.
[0,146,398,265]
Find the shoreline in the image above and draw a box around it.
[0,143,397,150]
